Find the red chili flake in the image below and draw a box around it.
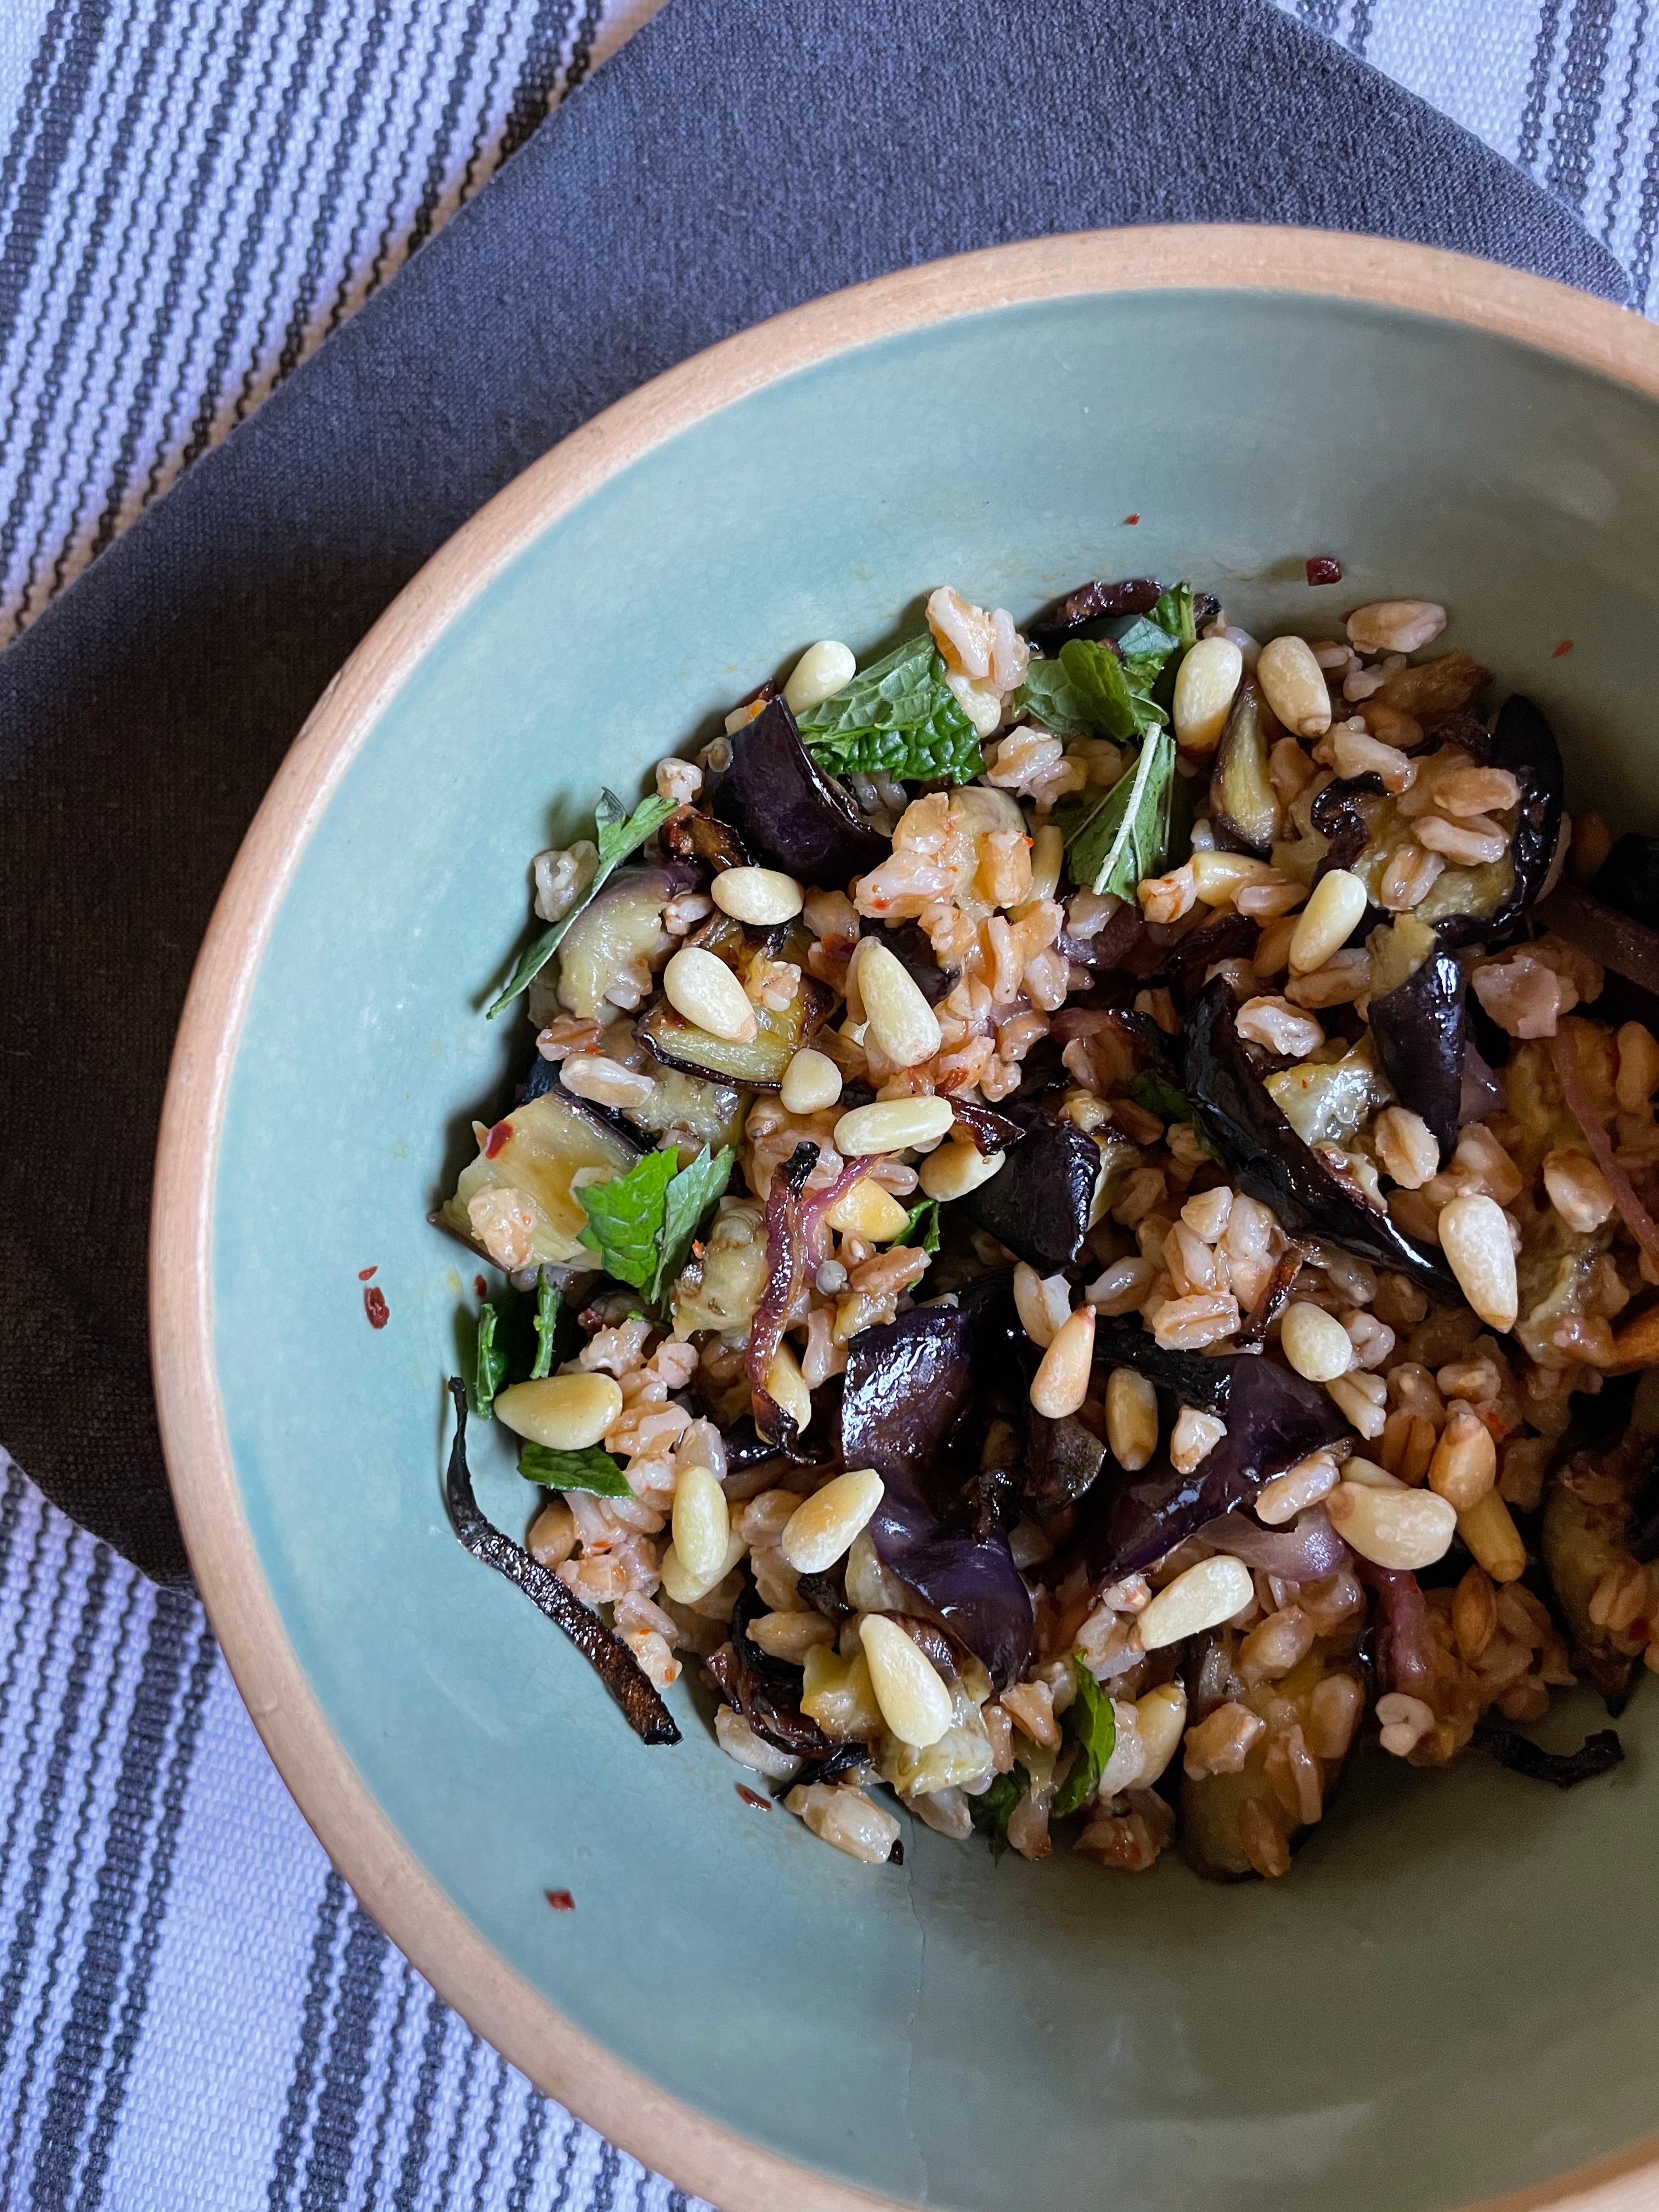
[1552,639,1575,658]
[735,1784,771,1811]
[363,1286,390,1330]
[545,1888,575,1910]
[1305,555,1342,586]
[474,1274,489,1299]
[483,1120,513,1159]
[357,1265,377,1282]
[1122,512,1141,525]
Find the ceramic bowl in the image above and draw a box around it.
[154,228,1659,2212]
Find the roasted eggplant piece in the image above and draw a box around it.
[883,919,957,1005]
[964,1118,1102,1271]
[1208,681,1280,856]
[950,1098,1023,1155]
[1181,1646,1363,1881]
[1186,977,1459,1297]
[1265,1036,1390,1150]
[1309,773,1385,877]
[841,1308,1035,1686]
[552,862,699,1020]
[640,945,835,1089]
[1366,913,1465,1161]
[1472,1717,1623,1788]
[1021,1412,1109,1517]
[1027,575,1163,653]
[707,696,888,885]
[523,1043,748,1154]
[1542,1450,1646,1706]
[442,1085,643,1268]
[659,805,750,874]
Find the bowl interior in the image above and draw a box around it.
[208,281,1659,2212]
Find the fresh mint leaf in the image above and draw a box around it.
[473,1303,507,1419]
[1013,637,1165,745]
[654,1143,735,1305]
[898,1197,941,1253]
[969,1765,1029,1863]
[577,1147,679,1292]
[799,634,983,785]
[1064,724,1176,899]
[529,1271,562,1379]
[1127,1071,1217,1158]
[1153,583,1198,651]
[1052,1659,1117,1818]
[486,787,678,1018]
[518,1441,634,1496]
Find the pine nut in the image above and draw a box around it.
[780,1047,843,1114]
[1326,1480,1457,1570]
[494,1374,622,1451]
[1457,1488,1526,1583]
[1427,1403,1497,1512]
[1255,1451,1339,1523]
[660,1529,746,1605]
[712,865,805,925]
[1132,1681,1188,1786]
[834,1094,955,1156]
[1279,1301,1355,1383]
[1437,1193,1518,1330]
[1172,634,1244,753]
[860,1613,954,1748]
[1029,823,1065,901]
[920,1139,1005,1201]
[672,1464,731,1585]
[780,1467,884,1573]
[1031,1305,1096,1418]
[825,1177,911,1242]
[747,1609,837,1663]
[766,1342,813,1438]
[1190,850,1275,905]
[1136,1556,1255,1650]
[1014,1262,1071,1347]
[1339,1455,1406,1487]
[855,939,943,1068]
[1288,868,1367,974]
[664,946,758,1043]
[783,639,857,715]
[1105,1367,1160,1470]
[1344,599,1447,655]
[1257,635,1333,739]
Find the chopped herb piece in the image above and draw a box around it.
[578,1142,734,1306]
[969,1764,1030,1862]
[473,1302,507,1418]
[655,1143,736,1304]
[798,633,983,785]
[1127,1072,1217,1159]
[486,787,678,1017]
[899,1197,942,1252]
[519,1441,635,1496]
[530,1271,562,1379]
[1063,723,1176,898]
[1052,1658,1118,1818]
[1153,582,1198,650]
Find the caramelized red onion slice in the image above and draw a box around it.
[744,1142,867,1444]
[1549,1027,1659,1276]
[1198,1507,1345,1582]
[1366,1565,1434,1697]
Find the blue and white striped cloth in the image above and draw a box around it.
[1,1,1657,2204]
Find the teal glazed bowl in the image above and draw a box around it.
[154,229,1659,2212]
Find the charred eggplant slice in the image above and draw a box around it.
[442,1085,643,1268]
[707,696,888,885]
[641,950,836,1088]
[1542,1453,1644,1706]
[1186,977,1459,1297]
[1027,576,1163,653]
[964,1117,1102,1272]
[1181,1646,1362,1880]
[553,863,699,1020]
[1367,914,1466,1161]
[1209,681,1280,856]
[1021,1412,1109,1517]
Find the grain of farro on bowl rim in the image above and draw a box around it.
[152,228,1659,2212]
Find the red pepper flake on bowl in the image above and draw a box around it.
[473,1274,488,1299]
[363,1285,390,1330]
[1553,638,1575,658]
[735,1784,771,1811]
[545,1888,575,1911]
[1306,555,1342,586]
[357,1265,377,1282]
[1122,511,1141,525]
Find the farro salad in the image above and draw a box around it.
[437,571,1659,1882]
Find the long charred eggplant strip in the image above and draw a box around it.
[1472,1717,1624,1788]
[442,1380,680,1746]
[1027,575,1162,652]
[1186,977,1460,1297]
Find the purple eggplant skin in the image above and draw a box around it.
[883,920,957,1005]
[840,1308,1035,1687]
[1435,692,1564,950]
[1027,576,1163,653]
[1186,977,1460,1298]
[707,696,888,887]
[964,1117,1101,1272]
[1084,1342,1351,1578]
[1022,1412,1108,1516]
[1310,774,1386,878]
[1368,947,1466,1164]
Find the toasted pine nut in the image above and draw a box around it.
[1542,1148,1615,1233]
[1427,1403,1496,1511]
[1136,1556,1255,1650]
[1326,1480,1457,1570]
[712,866,805,925]
[782,639,856,714]
[672,1464,731,1585]
[1280,1301,1355,1383]
[780,1467,884,1573]
[661,1528,746,1605]
[855,939,943,1069]
[1437,1193,1519,1330]
[921,1139,1005,1202]
[825,1177,911,1242]
[748,1609,837,1662]
[1288,868,1367,974]
[1190,849,1275,905]
[495,1373,622,1451]
[834,1095,955,1156]
[1255,1452,1339,1524]
[860,1614,953,1748]
[1172,635,1244,753]
[1132,1681,1188,1786]
[1457,1488,1526,1582]
[1374,1105,1440,1189]
[1344,600,1447,654]
[780,1047,843,1114]
[1014,1262,1071,1348]
[1338,1455,1406,1488]
[664,945,758,1043]
[1029,823,1065,900]
[1105,1367,1159,1469]
[1031,1306,1095,1418]
[766,1343,813,1437]
[1256,635,1333,738]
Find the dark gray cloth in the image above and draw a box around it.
[0,0,1627,1584]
